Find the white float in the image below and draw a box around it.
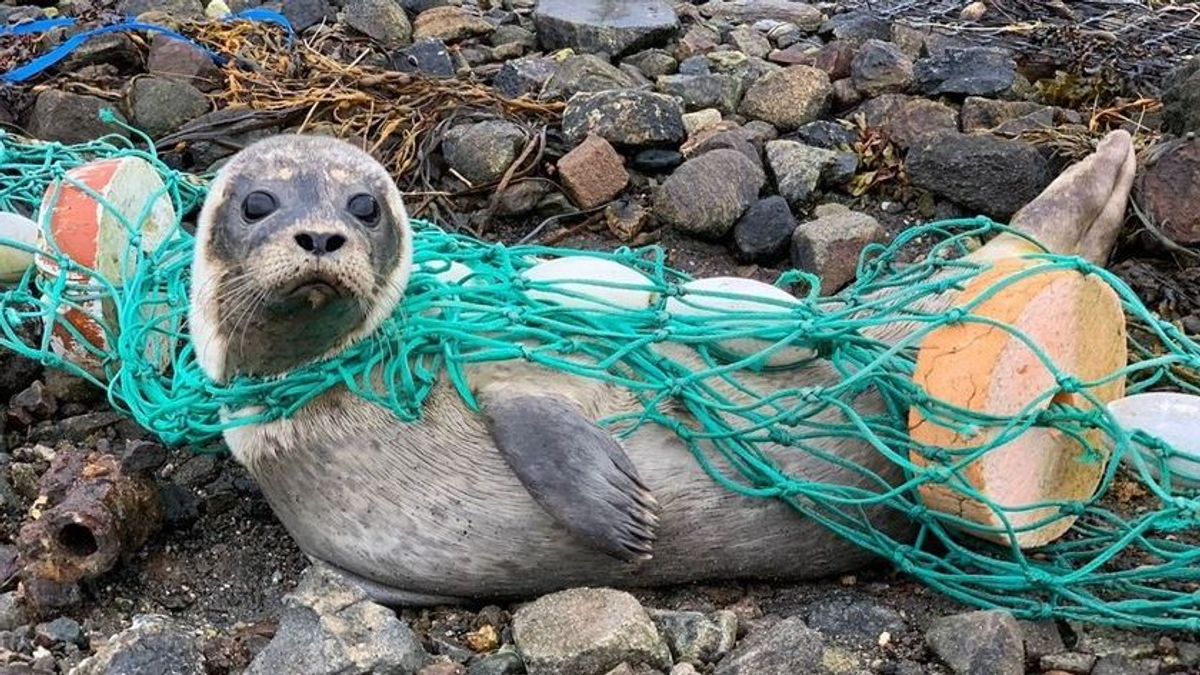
[1106,392,1200,488]
[521,257,656,311]
[665,277,814,366]
[0,212,38,284]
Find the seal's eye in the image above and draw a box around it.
[348,193,380,226]
[242,191,277,222]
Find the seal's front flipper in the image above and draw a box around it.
[482,394,659,562]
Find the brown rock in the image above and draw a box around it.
[831,79,862,110]
[675,24,719,61]
[147,34,223,91]
[739,65,831,131]
[774,40,855,80]
[558,135,629,209]
[961,96,1080,135]
[1140,138,1200,245]
[791,209,886,294]
[853,94,957,148]
[655,149,765,239]
[413,6,493,42]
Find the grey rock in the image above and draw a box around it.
[534,0,679,57]
[732,196,797,264]
[823,152,858,187]
[491,25,537,49]
[720,56,783,95]
[563,90,685,147]
[28,90,128,145]
[819,11,891,46]
[729,26,771,59]
[765,140,836,208]
[791,209,885,294]
[1178,641,1200,668]
[0,593,28,632]
[1039,652,1096,674]
[391,39,454,78]
[544,55,640,99]
[907,132,1050,220]
[1163,59,1200,135]
[656,74,742,114]
[345,0,413,49]
[655,149,765,239]
[467,648,525,675]
[400,0,453,11]
[512,588,670,675]
[925,610,1024,675]
[1092,654,1160,675]
[128,77,210,139]
[118,0,202,17]
[700,0,822,30]
[850,39,913,96]
[686,130,764,172]
[804,597,906,644]
[444,120,525,184]
[741,120,780,145]
[853,94,958,148]
[1019,620,1066,662]
[649,609,737,665]
[61,33,140,73]
[281,0,335,31]
[714,616,827,674]
[790,120,857,150]
[246,565,429,675]
[120,440,169,475]
[9,381,56,427]
[960,97,1078,135]
[147,34,222,92]
[623,49,678,79]
[35,617,85,648]
[678,56,711,76]
[494,55,557,99]
[914,47,1017,97]
[72,615,205,675]
[630,149,683,174]
[675,24,721,62]
[739,65,831,131]
[413,6,494,42]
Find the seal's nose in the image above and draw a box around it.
[294,232,346,256]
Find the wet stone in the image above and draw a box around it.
[562,90,685,147]
[534,0,679,57]
[27,90,129,145]
[391,39,455,78]
[732,195,797,264]
[344,0,413,49]
[913,46,1017,97]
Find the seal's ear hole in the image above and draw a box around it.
[242,191,277,222]
[348,193,381,227]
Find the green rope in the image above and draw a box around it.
[2,131,1200,631]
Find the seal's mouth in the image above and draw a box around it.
[282,273,351,309]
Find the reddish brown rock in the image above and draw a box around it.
[772,40,855,80]
[1140,138,1200,245]
[852,94,957,148]
[557,135,629,209]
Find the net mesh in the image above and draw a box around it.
[2,128,1200,630]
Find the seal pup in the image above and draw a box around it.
[189,132,1136,604]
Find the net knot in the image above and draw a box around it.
[652,328,671,342]
[944,307,967,324]
[1030,604,1055,620]
[1058,502,1085,517]
[768,428,792,445]
[1055,375,1080,395]
[1025,567,1055,588]
[925,465,954,483]
[907,503,928,520]
[891,545,916,573]
[663,283,683,298]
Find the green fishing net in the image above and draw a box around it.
[2,129,1200,631]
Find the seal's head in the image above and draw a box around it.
[189,135,412,382]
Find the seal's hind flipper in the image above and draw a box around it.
[482,394,659,562]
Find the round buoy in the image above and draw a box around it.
[1107,392,1200,489]
[0,212,38,284]
[522,257,656,311]
[666,277,814,366]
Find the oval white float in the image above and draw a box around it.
[0,212,38,284]
[1107,392,1200,488]
[665,277,814,366]
[522,257,656,311]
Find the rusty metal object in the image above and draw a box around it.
[16,449,162,617]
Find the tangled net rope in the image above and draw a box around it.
[2,130,1200,631]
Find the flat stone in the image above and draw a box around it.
[656,74,742,114]
[246,565,429,674]
[926,610,1025,675]
[1163,59,1200,135]
[28,90,129,144]
[512,588,670,675]
[147,35,222,92]
[791,209,885,294]
[623,49,678,79]
[682,109,723,137]
[119,0,202,17]
[544,54,639,99]
[850,39,913,96]
[960,97,1079,134]
[675,25,721,62]
[494,55,557,99]
[649,609,737,665]
[490,25,537,49]
[699,0,822,30]
[345,0,413,49]
[34,617,85,648]
[732,196,797,263]
[535,0,679,57]
[655,149,765,239]
[790,120,857,149]
[1139,138,1200,245]
[630,149,683,174]
[558,135,629,209]
[853,93,958,148]
[563,90,685,147]
[907,131,1050,220]
[714,616,827,674]
[128,77,210,139]
[1040,652,1097,674]
[72,615,205,675]
[467,648,526,675]
[804,597,906,645]
[391,39,454,78]
[444,120,525,185]
[765,140,836,209]
[739,65,831,131]
[820,11,891,46]
[914,46,1017,97]
[414,6,493,42]
[280,0,335,31]
[729,26,771,59]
